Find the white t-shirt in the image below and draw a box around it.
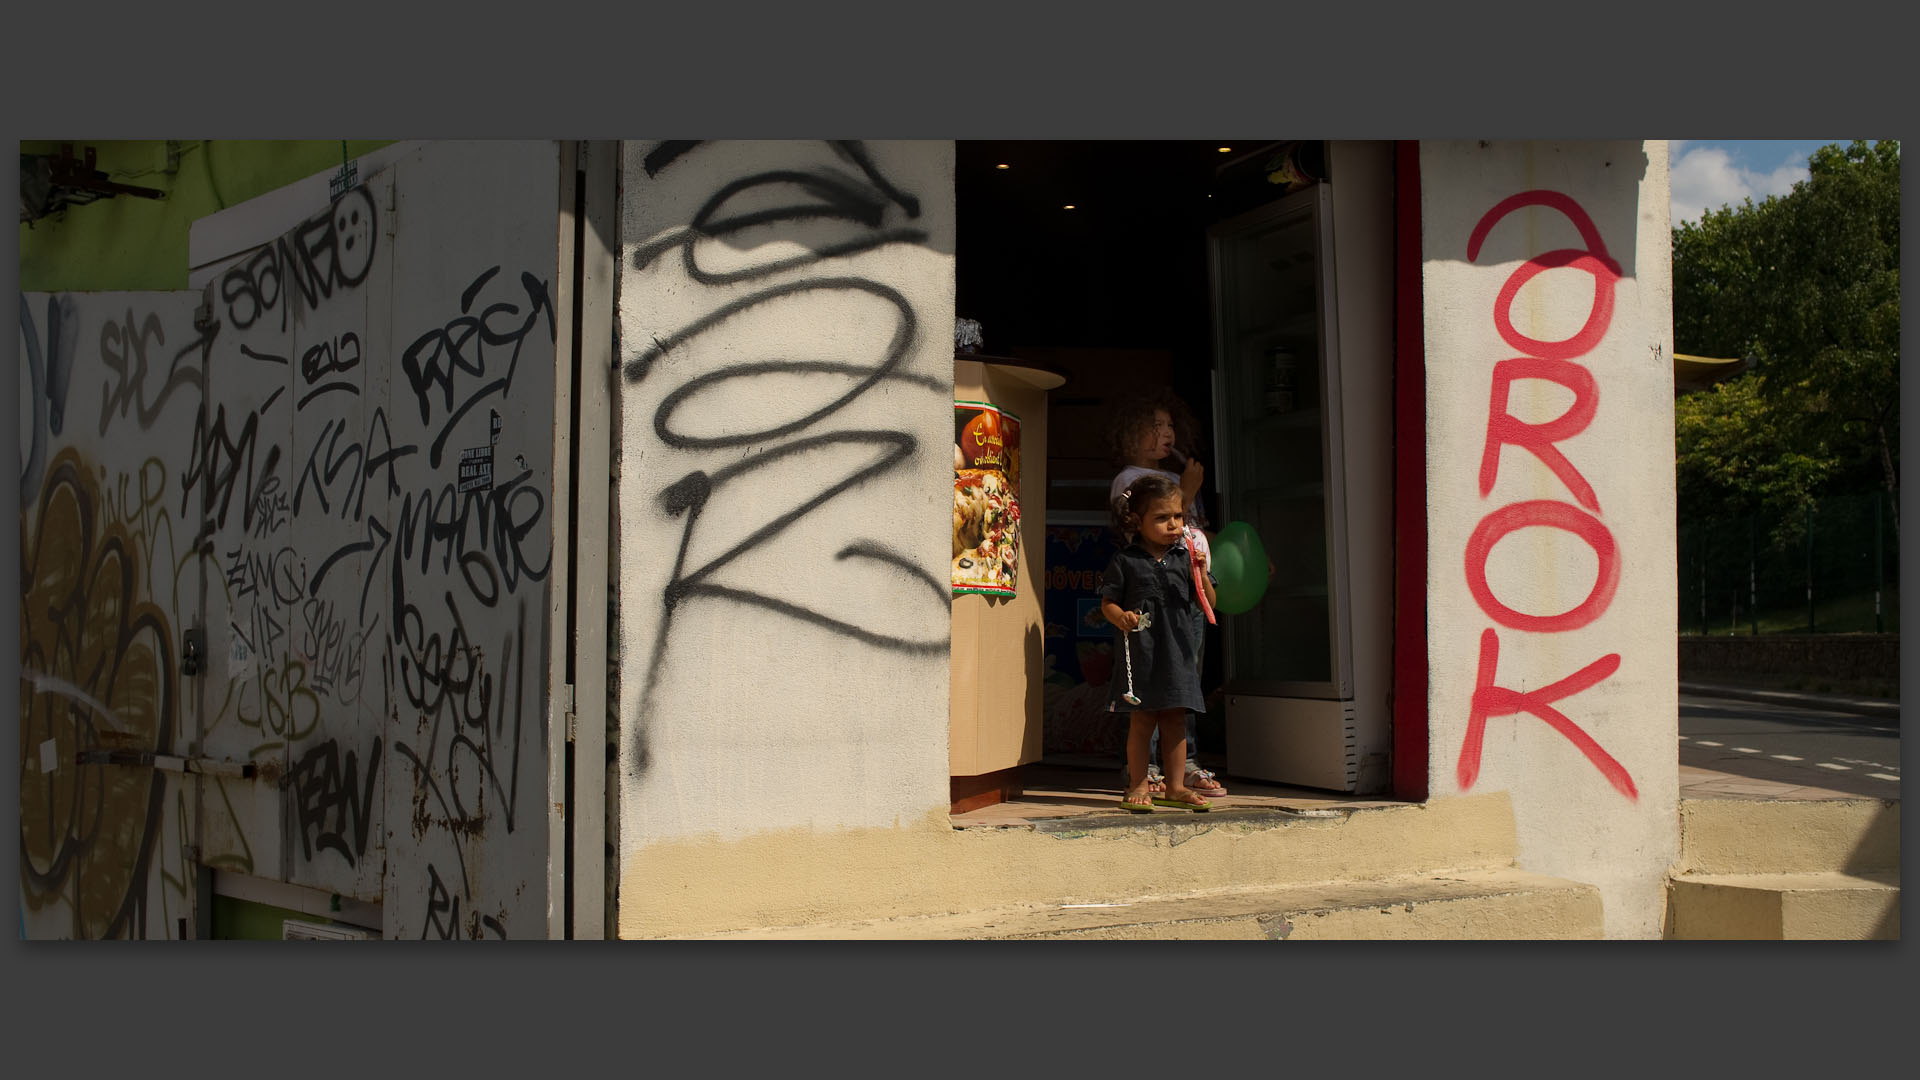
[1109,466,1215,612]
[1109,466,1209,531]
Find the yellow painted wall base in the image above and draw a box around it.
[1667,797,1900,940]
[688,867,1604,940]
[1668,872,1899,940]
[1676,798,1899,875]
[618,793,1524,938]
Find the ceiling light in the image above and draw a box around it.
[1218,146,1232,153]
[1063,204,1076,210]
[996,163,1010,169]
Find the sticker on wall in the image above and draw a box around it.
[952,400,1022,598]
[228,634,255,683]
[458,444,495,493]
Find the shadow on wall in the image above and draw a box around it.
[1428,142,1649,281]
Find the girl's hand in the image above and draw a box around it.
[1180,456,1204,496]
[1102,601,1140,632]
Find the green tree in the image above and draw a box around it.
[1675,374,1837,538]
[1671,140,1900,525]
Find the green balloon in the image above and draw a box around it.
[1211,521,1270,615]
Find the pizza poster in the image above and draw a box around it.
[952,401,1022,597]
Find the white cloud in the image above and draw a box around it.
[1669,144,1808,227]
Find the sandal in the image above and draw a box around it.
[1118,783,1156,813]
[1151,791,1215,812]
[1185,767,1227,797]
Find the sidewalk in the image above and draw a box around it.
[1679,679,1900,721]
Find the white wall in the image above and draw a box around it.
[1420,141,1678,937]
[614,141,957,846]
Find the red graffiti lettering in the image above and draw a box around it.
[1478,356,1601,511]
[1458,188,1634,800]
[1457,629,1633,799]
[1468,191,1623,361]
[1464,499,1619,633]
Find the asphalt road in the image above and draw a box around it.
[1680,693,1901,799]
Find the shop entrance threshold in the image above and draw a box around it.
[950,759,1412,830]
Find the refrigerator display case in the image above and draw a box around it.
[1208,182,1362,791]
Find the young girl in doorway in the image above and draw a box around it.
[1106,391,1228,798]
[1101,472,1218,812]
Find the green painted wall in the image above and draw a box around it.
[19,140,395,292]
[210,896,313,940]
[209,895,377,940]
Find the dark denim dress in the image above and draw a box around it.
[1099,540,1206,714]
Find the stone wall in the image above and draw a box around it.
[1680,634,1901,683]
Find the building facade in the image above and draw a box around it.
[14,138,1677,939]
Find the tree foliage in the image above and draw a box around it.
[1671,140,1900,526]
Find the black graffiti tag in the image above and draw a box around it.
[293,407,418,527]
[297,332,363,408]
[286,736,382,868]
[422,863,506,940]
[623,143,949,773]
[97,307,211,436]
[182,402,283,544]
[399,266,555,468]
[219,185,377,332]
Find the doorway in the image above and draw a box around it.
[953,140,1399,810]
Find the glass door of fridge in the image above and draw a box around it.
[1208,183,1354,704]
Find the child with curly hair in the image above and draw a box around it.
[1105,389,1228,799]
[1102,472,1217,812]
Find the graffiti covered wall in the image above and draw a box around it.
[613,141,957,876]
[1420,141,1677,937]
[19,292,203,938]
[20,140,565,938]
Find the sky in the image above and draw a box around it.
[1667,140,1845,227]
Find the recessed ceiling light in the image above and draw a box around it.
[1063,204,1076,210]
[1218,146,1232,153]
[996,163,1010,169]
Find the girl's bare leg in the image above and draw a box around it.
[1157,710,1202,802]
[1124,713,1158,803]
[1157,711,1187,790]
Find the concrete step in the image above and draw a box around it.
[622,793,1530,938]
[686,868,1605,940]
[1676,798,1899,876]
[1667,871,1900,940]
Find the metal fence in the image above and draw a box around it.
[1678,489,1899,635]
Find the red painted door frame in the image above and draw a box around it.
[1391,141,1429,801]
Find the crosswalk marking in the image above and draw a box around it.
[1867,773,1900,782]
[1770,754,1803,761]
[1816,762,1851,771]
